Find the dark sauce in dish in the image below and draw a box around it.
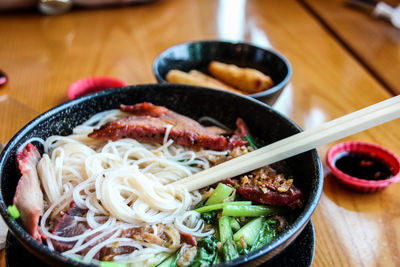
[335,152,394,181]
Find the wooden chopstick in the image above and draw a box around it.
[171,95,400,192]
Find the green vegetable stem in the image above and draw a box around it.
[233,217,264,250]
[169,251,180,267]
[205,183,234,205]
[219,216,239,261]
[222,205,283,217]
[194,201,251,213]
[229,217,241,232]
[219,216,233,243]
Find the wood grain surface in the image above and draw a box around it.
[0,251,4,267]
[0,0,399,266]
[300,0,400,95]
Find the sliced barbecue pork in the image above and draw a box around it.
[13,143,44,242]
[238,167,303,208]
[222,167,303,209]
[88,102,247,151]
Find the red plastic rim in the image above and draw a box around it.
[67,77,127,100]
[326,141,400,193]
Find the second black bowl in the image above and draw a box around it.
[153,40,292,105]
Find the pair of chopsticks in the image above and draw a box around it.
[172,95,400,191]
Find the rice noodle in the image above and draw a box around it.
[174,211,215,237]
[32,109,228,264]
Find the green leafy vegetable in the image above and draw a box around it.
[233,217,265,250]
[190,236,218,267]
[169,251,180,267]
[212,251,220,265]
[250,219,280,252]
[200,210,218,224]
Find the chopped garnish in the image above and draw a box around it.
[7,205,20,219]
[243,135,258,150]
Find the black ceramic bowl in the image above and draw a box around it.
[0,84,322,266]
[153,40,292,105]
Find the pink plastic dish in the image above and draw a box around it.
[326,141,400,193]
[67,76,127,100]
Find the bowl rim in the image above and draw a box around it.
[326,141,400,190]
[0,84,322,267]
[152,39,293,98]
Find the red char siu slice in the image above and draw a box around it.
[51,203,136,260]
[237,185,303,209]
[222,167,304,209]
[88,102,247,151]
[51,203,89,252]
[13,143,44,242]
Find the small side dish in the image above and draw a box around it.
[166,61,274,95]
[327,141,400,192]
[153,41,292,105]
[67,77,127,100]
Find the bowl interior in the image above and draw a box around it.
[0,84,322,266]
[153,41,292,104]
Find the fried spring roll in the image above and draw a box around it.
[208,61,274,94]
[166,69,246,95]
[188,70,246,95]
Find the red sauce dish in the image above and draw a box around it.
[67,76,127,100]
[326,141,400,192]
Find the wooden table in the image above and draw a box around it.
[301,0,400,95]
[0,0,399,266]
